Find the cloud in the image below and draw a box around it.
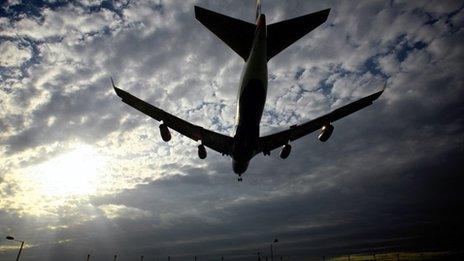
[0,1,463,260]
[99,204,152,220]
[0,40,32,67]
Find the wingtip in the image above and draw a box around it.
[110,77,116,88]
[320,8,331,17]
[371,84,387,100]
[377,82,387,95]
[110,77,124,97]
[194,5,204,18]
[317,8,331,22]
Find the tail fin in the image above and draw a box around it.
[255,0,262,22]
[195,6,256,61]
[267,8,330,60]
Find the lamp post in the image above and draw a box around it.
[6,236,25,261]
[270,238,278,261]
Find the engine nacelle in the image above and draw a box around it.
[318,124,334,142]
[159,123,172,142]
[198,144,207,159]
[280,144,292,159]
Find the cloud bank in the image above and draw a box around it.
[0,0,463,260]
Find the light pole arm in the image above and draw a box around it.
[15,241,24,261]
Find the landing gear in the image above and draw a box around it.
[238,175,243,182]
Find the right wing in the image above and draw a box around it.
[257,88,385,154]
[112,79,234,155]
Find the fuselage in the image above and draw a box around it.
[232,14,267,175]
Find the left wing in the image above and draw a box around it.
[112,79,233,155]
[257,88,385,154]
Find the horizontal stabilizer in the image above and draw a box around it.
[267,8,330,60]
[195,6,256,60]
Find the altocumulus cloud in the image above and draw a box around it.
[0,41,32,67]
[0,0,463,260]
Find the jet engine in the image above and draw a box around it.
[280,144,292,159]
[198,144,207,159]
[159,123,172,142]
[318,124,334,142]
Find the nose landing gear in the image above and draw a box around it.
[238,175,243,182]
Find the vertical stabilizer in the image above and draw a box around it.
[256,0,262,22]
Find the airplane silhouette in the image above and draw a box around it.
[113,1,384,181]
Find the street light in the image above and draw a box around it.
[6,235,25,261]
[270,238,278,261]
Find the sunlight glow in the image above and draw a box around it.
[1,139,162,217]
[28,145,105,197]
[0,144,114,217]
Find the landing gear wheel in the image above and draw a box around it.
[238,176,243,182]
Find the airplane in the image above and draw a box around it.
[112,1,384,181]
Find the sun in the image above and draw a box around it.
[28,145,105,197]
[1,144,110,216]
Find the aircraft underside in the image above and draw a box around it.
[232,79,267,177]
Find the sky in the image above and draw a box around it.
[0,0,463,260]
